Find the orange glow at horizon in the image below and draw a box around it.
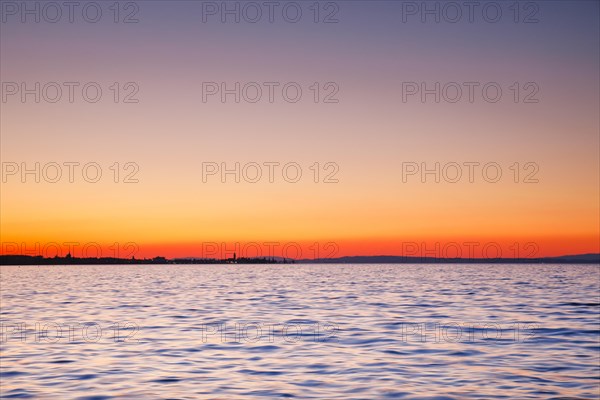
[1,236,598,260]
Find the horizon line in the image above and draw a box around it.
[1,253,599,265]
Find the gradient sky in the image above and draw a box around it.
[1,0,599,259]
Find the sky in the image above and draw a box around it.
[1,0,599,259]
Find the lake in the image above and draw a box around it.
[1,264,599,399]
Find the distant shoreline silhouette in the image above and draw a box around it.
[1,253,598,265]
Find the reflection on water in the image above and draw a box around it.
[1,264,599,399]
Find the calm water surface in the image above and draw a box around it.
[1,264,599,399]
